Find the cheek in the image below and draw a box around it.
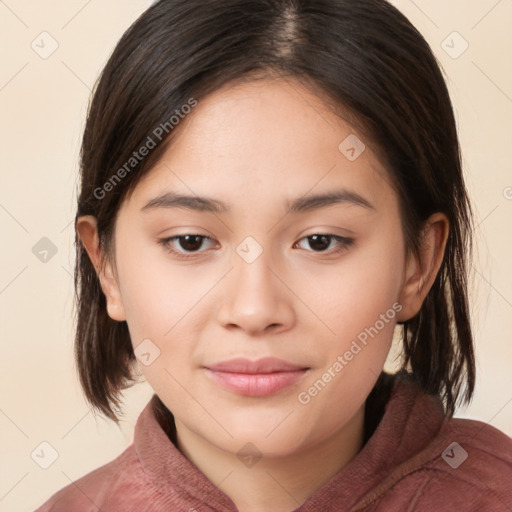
[293,257,401,442]
[295,230,404,398]
[115,238,213,336]
[303,233,404,337]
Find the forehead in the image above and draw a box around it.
[123,77,396,215]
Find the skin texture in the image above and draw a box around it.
[78,77,448,512]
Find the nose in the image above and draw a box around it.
[216,249,296,336]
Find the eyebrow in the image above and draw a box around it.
[141,188,375,214]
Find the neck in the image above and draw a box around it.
[174,405,365,512]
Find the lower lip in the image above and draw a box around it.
[205,369,308,397]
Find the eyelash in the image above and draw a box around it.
[158,233,354,260]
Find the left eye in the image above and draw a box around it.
[294,234,353,253]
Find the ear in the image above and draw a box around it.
[396,213,449,322]
[76,215,127,322]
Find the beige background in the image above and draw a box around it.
[0,1,511,510]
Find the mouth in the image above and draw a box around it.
[204,357,311,397]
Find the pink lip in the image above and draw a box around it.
[204,357,310,397]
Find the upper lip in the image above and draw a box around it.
[205,357,309,374]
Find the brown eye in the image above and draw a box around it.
[305,234,331,251]
[175,235,205,252]
[159,234,215,259]
[295,234,353,253]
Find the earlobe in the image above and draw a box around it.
[396,213,449,322]
[76,216,127,322]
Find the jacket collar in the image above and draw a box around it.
[133,373,445,510]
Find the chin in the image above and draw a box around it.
[208,413,313,457]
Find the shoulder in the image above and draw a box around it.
[410,417,512,509]
[357,376,512,511]
[32,443,151,512]
[437,415,512,475]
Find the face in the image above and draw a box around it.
[102,78,411,458]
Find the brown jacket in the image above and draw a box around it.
[34,375,512,511]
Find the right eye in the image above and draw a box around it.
[159,234,217,259]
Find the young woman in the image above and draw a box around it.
[34,0,512,510]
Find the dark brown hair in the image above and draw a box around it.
[75,0,475,422]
